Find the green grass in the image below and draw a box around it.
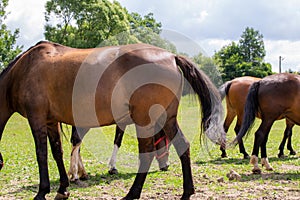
[1,96,300,199]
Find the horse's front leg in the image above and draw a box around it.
[68,127,89,182]
[154,130,169,171]
[278,119,294,158]
[286,124,296,156]
[251,128,263,174]
[109,125,126,175]
[48,122,69,199]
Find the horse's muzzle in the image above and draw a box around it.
[0,152,3,170]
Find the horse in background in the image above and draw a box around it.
[219,76,296,159]
[234,73,300,174]
[0,41,225,199]
[67,125,169,182]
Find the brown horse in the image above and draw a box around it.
[219,76,296,159]
[68,125,169,181]
[0,41,225,199]
[234,73,300,174]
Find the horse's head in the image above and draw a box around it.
[0,152,3,170]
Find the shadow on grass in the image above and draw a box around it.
[196,155,299,165]
[196,155,300,182]
[5,170,160,196]
[69,171,137,188]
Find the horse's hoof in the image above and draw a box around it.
[278,153,286,159]
[108,168,118,175]
[180,192,193,200]
[221,153,228,158]
[54,191,70,200]
[266,167,274,171]
[290,150,297,155]
[80,174,89,181]
[69,178,78,183]
[33,195,46,200]
[160,165,169,171]
[243,154,250,159]
[121,197,133,200]
[252,168,261,174]
[121,194,139,200]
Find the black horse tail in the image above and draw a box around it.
[234,81,260,144]
[175,55,225,145]
[218,80,232,100]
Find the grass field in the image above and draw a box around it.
[0,96,300,199]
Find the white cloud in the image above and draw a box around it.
[5,0,47,49]
[265,40,300,72]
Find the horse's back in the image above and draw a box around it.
[258,73,300,122]
[8,41,181,127]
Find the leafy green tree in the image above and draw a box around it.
[239,27,265,63]
[192,52,222,87]
[101,12,176,52]
[214,27,272,81]
[45,0,132,48]
[214,42,242,81]
[44,0,176,52]
[129,12,162,34]
[0,0,22,70]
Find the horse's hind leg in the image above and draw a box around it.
[163,118,194,199]
[27,114,50,200]
[251,119,274,174]
[47,122,69,199]
[220,108,235,158]
[123,126,155,199]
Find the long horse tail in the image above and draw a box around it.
[218,80,232,100]
[175,55,225,145]
[234,81,260,144]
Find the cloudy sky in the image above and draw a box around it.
[5,0,300,72]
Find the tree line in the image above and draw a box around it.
[1,0,274,82]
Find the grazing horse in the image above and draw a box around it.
[68,125,169,182]
[219,76,296,159]
[0,41,225,199]
[234,73,300,174]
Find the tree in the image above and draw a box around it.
[239,27,266,63]
[45,0,133,48]
[214,42,242,81]
[44,0,176,52]
[192,52,222,87]
[0,0,22,70]
[214,27,272,81]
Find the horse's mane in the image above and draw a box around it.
[0,41,53,79]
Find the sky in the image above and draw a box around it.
[5,0,300,72]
